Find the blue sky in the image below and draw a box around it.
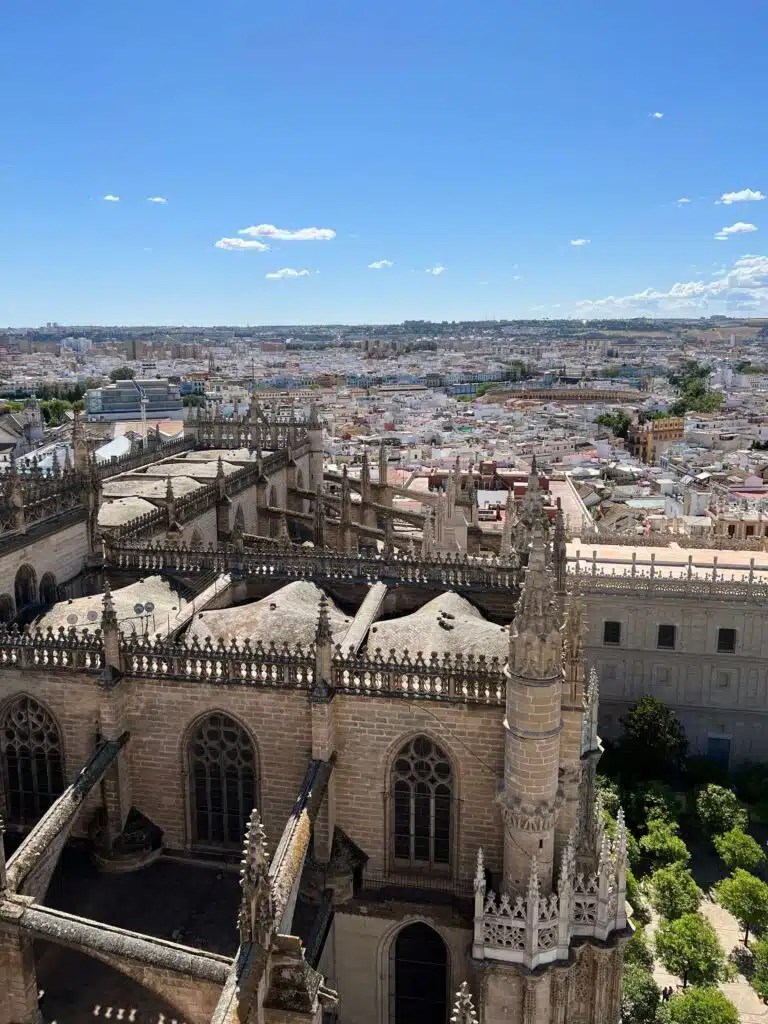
[1,0,767,325]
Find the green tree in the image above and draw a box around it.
[647,863,702,920]
[617,697,688,783]
[640,819,690,869]
[621,963,660,1024]
[716,869,768,944]
[696,785,748,836]
[624,927,654,970]
[109,367,136,382]
[626,869,652,925]
[664,987,739,1024]
[751,936,768,1002]
[714,827,766,873]
[654,913,727,988]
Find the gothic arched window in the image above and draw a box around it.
[1,696,65,825]
[392,922,448,1024]
[391,736,453,869]
[188,713,257,847]
[0,594,14,623]
[14,564,37,611]
[39,573,58,606]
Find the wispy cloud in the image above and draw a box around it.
[576,252,768,315]
[265,267,312,279]
[147,196,168,204]
[650,112,664,119]
[215,238,271,251]
[717,188,765,205]
[714,222,757,240]
[103,194,120,202]
[570,238,590,247]
[425,265,445,275]
[368,259,394,269]
[513,275,522,281]
[239,224,336,241]
[676,197,691,205]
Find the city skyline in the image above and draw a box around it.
[1,0,767,325]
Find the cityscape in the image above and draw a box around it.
[2,1,768,1023]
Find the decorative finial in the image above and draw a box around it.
[526,856,540,902]
[474,847,485,892]
[316,594,333,645]
[450,983,479,1024]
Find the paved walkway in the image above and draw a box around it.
[649,897,768,1023]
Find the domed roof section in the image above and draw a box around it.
[187,581,350,648]
[367,592,507,660]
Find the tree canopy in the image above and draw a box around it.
[654,913,727,988]
[639,819,690,870]
[647,863,702,921]
[664,986,739,1024]
[595,410,632,439]
[713,827,765,873]
[716,869,768,944]
[696,785,749,837]
[109,366,136,382]
[617,697,688,783]
[750,937,768,1003]
[621,964,660,1024]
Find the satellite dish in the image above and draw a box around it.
[87,610,99,622]
[66,613,78,625]
[144,601,155,613]
[134,603,145,615]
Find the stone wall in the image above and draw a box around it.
[0,519,90,610]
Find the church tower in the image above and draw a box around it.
[472,528,629,1024]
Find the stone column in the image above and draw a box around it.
[0,928,41,1024]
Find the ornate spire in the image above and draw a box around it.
[314,594,333,696]
[500,488,516,560]
[238,808,273,946]
[383,515,394,558]
[421,508,435,558]
[101,580,121,672]
[277,513,291,550]
[514,524,560,639]
[360,450,371,501]
[64,445,72,473]
[526,856,540,903]
[316,594,333,646]
[553,496,566,592]
[0,814,6,891]
[474,847,485,892]
[450,983,479,1024]
[378,440,388,487]
[580,667,600,756]
[51,447,60,477]
[313,484,325,548]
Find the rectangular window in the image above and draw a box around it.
[603,621,621,645]
[707,735,731,769]
[718,628,736,653]
[657,624,676,649]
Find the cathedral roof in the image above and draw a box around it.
[367,592,507,659]
[98,496,159,527]
[139,460,239,479]
[102,475,203,500]
[187,581,351,648]
[36,575,181,635]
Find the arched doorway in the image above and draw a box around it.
[0,594,14,623]
[14,564,37,611]
[39,573,58,606]
[187,712,258,847]
[392,923,448,1024]
[1,695,65,825]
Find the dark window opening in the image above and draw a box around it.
[1,696,65,825]
[657,624,676,649]
[717,628,736,654]
[393,923,447,1024]
[603,621,621,645]
[392,736,453,869]
[189,713,257,847]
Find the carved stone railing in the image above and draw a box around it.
[472,832,627,969]
[333,646,505,704]
[120,635,315,687]
[105,541,521,592]
[568,550,768,602]
[570,527,768,552]
[0,626,104,672]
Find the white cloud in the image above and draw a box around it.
[147,196,168,204]
[368,259,394,269]
[425,265,445,275]
[714,221,757,240]
[718,189,765,205]
[512,275,521,281]
[103,194,120,202]
[215,238,270,251]
[576,252,768,315]
[650,112,664,119]
[265,267,312,280]
[570,238,590,247]
[239,224,336,241]
[676,197,691,205]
